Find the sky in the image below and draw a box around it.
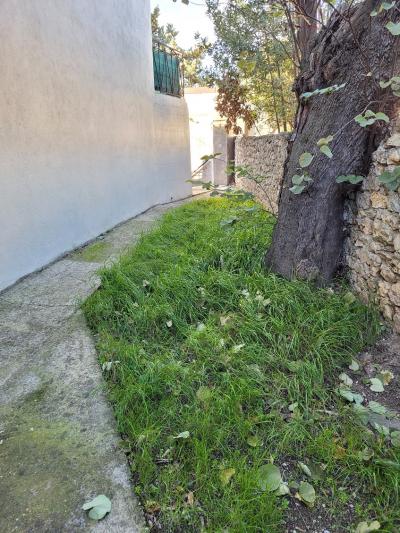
[150,0,216,50]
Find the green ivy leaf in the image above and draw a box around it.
[349,359,360,371]
[339,373,353,386]
[296,481,316,506]
[292,174,305,185]
[320,144,333,158]
[299,152,314,168]
[317,135,334,146]
[386,21,400,35]
[375,112,390,123]
[336,175,364,184]
[368,401,387,415]
[369,378,384,393]
[355,520,381,533]
[258,464,282,492]
[391,430,400,447]
[82,495,112,521]
[289,184,306,195]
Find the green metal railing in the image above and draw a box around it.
[152,39,184,98]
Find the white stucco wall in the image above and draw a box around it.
[0,0,191,290]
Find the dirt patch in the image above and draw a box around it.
[351,332,400,415]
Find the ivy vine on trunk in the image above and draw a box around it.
[265,0,400,284]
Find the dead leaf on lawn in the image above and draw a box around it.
[186,491,195,506]
[220,315,231,326]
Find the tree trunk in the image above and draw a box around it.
[265,0,400,284]
[296,0,319,60]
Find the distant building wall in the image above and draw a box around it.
[185,88,218,177]
[186,88,236,186]
[235,134,289,215]
[0,0,191,290]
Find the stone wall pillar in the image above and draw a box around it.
[345,117,400,332]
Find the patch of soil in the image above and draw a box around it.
[281,460,355,533]
[284,498,354,533]
[350,332,400,415]
[284,332,400,533]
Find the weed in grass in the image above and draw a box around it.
[83,198,399,532]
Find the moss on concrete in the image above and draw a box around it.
[0,402,113,532]
[71,240,110,263]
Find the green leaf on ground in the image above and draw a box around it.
[317,135,334,146]
[339,373,353,386]
[349,359,360,371]
[173,431,190,439]
[276,482,290,496]
[370,378,384,392]
[353,404,369,424]
[247,435,261,447]
[391,431,400,447]
[220,217,238,227]
[336,175,365,184]
[220,467,236,486]
[298,462,312,478]
[355,520,381,532]
[296,481,316,506]
[82,495,112,521]
[258,464,282,492]
[339,388,363,404]
[358,447,374,461]
[368,401,387,415]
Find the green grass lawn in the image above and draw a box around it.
[83,198,399,532]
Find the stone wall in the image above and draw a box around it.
[235,134,289,215]
[345,117,400,332]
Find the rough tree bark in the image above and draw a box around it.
[265,0,400,284]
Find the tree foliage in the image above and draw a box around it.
[203,0,298,133]
[151,6,210,88]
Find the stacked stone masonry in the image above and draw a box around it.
[345,118,400,333]
[235,134,289,215]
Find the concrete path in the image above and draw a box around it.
[0,199,191,532]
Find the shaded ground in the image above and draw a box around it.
[0,199,192,532]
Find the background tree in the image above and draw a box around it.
[205,0,297,133]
